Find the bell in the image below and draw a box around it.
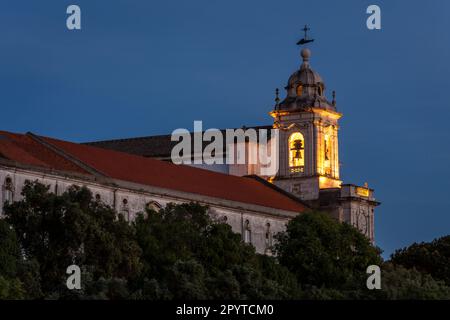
[293,140,303,150]
[291,139,304,159]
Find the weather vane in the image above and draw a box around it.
[296,25,314,45]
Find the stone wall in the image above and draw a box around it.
[0,165,295,254]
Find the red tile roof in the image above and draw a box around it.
[0,131,88,174]
[0,131,307,213]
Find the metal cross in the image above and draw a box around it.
[302,25,310,40]
[297,25,314,46]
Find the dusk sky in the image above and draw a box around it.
[0,0,449,257]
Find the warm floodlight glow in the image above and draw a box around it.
[289,132,305,173]
[356,187,370,197]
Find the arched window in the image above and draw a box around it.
[3,177,14,204]
[317,85,323,96]
[95,193,101,202]
[324,134,332,175]
[146,201,162,212]
[265,223,273,248]
[296,84,303,96]
[289,132,305,173]
[121,198,130,221]
[244,220,251,244]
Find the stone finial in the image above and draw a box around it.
[332,90,336,106]
[301,48,311,62]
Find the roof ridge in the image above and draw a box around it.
[86,133,173,144]
[26,132,109,178]
[244,174,311,210]
[83,124,274,145]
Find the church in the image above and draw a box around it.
[0,37,379,253]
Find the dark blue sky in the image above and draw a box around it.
[1,0,449,257]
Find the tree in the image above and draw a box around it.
[390,235,450,286]
[0,219,24,299]
[380,263,450,300]
[274,211,382,294]
[4,181,142,297]
[132,203,297,299]
[3,180,449,300]
[0,219,20,279]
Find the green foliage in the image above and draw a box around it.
[16,259,42,299]
[132,203,296,299]
[4,180,142,297]
[0,276,24,299]
[0,219,20,278]
[45,268,131,300]
[390,235,450,286]
[1,180,449,300]
[380,263,450,299]
[0,219,25,299]
[275,211,382,293]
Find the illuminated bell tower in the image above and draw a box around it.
[270,46,342,201]
[268,30,380,242]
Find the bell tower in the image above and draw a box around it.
[270,45,341,201]
[268,29,380,242]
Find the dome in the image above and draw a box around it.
[288,48,323,85]
[277,48,335,112]
[287,67,323,88]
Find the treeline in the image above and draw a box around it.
[0,181,449,299]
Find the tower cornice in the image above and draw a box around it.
[309,107,342,120]
[269,107,342,121]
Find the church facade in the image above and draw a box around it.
[0,131,307,255]
[0,42,379,254]
[88,46,380,242]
